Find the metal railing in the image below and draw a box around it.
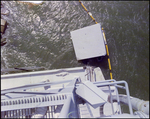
[1,78,133,118]
[93,80,133,115]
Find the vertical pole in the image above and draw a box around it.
[124,81,133,115]
[59,95,72,118]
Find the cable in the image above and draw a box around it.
[79,0,113,79]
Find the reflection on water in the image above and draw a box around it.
[1,1,149,100]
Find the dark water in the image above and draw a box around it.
[1,1,149,100]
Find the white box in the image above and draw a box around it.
[70,23,106,60]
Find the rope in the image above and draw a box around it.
[79,0,113,79]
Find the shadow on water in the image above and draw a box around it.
[79,56,108,69]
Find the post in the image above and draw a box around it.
[59,95,72,118]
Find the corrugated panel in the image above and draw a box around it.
[1,94,67,118]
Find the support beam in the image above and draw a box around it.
[59,95,72,118]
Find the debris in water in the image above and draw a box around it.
[1,38,7,46]
[1,19,7,34]
[17,1,43,8]
[18,1,43,4]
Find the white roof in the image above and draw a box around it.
[70,23,106,60]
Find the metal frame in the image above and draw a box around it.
[92,80,133,115]
[1,77,133,118]
[1,78,79,118]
